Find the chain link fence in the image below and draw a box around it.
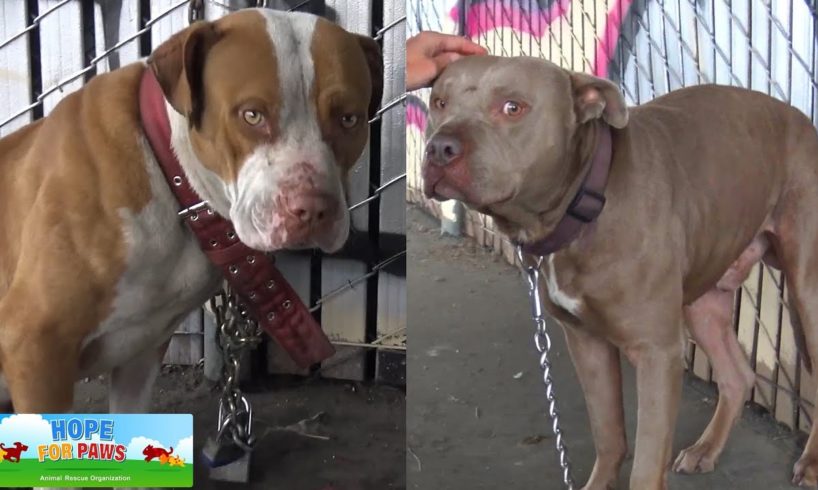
[407,0,818,430]
[0,0,405,383]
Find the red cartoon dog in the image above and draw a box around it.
[142,444,173,463]
[1,442,28,463]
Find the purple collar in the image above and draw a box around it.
[520,123,613,256]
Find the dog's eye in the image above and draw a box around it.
[242,109,264,126]
[340,114,359,129]
[503,101,523,116]
[433,98,446,110]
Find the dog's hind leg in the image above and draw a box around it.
[672,234,767,474]
[778,245,818,486]
[107,343,167,490]
[109,339,170,413]
[673,287,755,474]
[763,185,818,485]
[781,273,818,486]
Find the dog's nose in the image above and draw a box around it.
[286,192,334,228]
[425,134,463,166]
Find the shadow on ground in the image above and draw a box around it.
[76,364,405,489]
[407,205,805,490]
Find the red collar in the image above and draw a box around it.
[520,123,613,256]
[138,67,334,368]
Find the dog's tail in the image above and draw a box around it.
[168,447,174,455]
[0,443,5,450]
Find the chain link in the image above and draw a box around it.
[516,246,575,490]
[209,288,263,452]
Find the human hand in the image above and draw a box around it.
[406,31,488,91]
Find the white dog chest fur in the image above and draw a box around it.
[544,255,583,316]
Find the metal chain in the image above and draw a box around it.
[516,246,575,490]
[209,289,263,452]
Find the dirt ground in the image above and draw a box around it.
[74,365,405,490]
[407,205,807,490]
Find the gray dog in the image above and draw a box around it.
[422,55,818,489]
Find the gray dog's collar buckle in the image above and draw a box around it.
[566,187,606,224]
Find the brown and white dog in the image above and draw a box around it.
[0,9,381,414]
[423,55,818,489]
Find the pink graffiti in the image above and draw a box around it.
[406,100,427,133]
[445,0,634,78]
[594,0,634,76]
[452,0,571,39]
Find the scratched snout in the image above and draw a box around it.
[232,153,349,254]
[276,176,340,246]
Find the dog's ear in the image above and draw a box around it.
[569,71,628,128]
[354,35,384,120]
[147,21,220,128]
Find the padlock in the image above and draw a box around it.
[202,435,246,468]
[208,449,252,483]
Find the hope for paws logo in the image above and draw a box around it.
[0,414,192,488]
[37,418,126,462]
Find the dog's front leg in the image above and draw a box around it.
[109,340,169,413]
[1,329,77,412]
[563,325,627,490]
[625,334,684,490]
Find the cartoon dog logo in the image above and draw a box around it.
[0,442,29,463]
[142,444,173,463]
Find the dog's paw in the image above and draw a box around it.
[672,442,717,474]
[793,454,818,487]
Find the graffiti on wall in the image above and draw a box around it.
[408,0,818,191]
[453,0,632,77]
[408,0,817,128]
